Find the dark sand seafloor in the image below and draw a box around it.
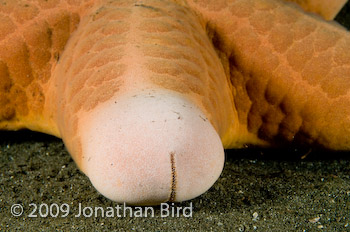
[1,3,350,232]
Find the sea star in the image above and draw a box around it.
[0,0,349,205]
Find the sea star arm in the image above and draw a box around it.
[187,0,350,150]
[47,0,233,205]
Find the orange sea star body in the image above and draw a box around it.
[0,0,349,205]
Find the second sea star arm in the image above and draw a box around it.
[188,0,350,150]
[0,0,83,135]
